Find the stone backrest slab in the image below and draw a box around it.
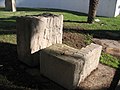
[17,14,63,66]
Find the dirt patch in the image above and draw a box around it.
[79,64,116,90]
[63,31,86,49]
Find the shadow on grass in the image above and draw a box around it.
[0,42,66,90]
[0,7,88,31]
[0,30,16,35]
[108,64,120,90]
[63,28,120,40]
[0,7,87,17]
[0,16,16,30]
[64,20,87,23]
[17,7,87,16]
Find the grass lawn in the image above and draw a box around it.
[0,7,120,31]
[0,7,120,89]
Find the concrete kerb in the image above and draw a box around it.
[40,43,102,90]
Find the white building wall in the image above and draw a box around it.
[0,0,119,17]
[0,0,4,6]
[97,0,117,17]
[15,0,89,14]
[115,0,120,17]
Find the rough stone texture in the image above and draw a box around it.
[17,14,63,66]
[93,38,120,57]
[5,0,16,12]
[40,44,84,90]
[40,43,102,89]
[78,43,102,83]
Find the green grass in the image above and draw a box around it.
[0,7,120,31]
[100,53,120,69]
[84,34,93,45]
[0,34,16,44]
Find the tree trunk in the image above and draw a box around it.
[87,0,99,23]
[5,0,16,12]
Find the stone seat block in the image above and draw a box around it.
[40,43,102,89]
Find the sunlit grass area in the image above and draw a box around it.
[100,52,120,69]
[0,7,120,31]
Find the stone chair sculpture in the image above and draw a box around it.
[17,13,102,89]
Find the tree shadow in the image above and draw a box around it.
[64,20,87,23]
[0,7,87,17]
[0,30,16,35]
[63,28,120,40]
[108,64,120,90]
[0,7,88,31]
[0,16,16,30]
[0,42,66,90]
[17,7,88,17]
[0,7,5,11]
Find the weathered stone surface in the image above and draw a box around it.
[17,14,63,66]
[5,0,16,12]
[40,44,84,90]
[78,43,102,83]
[93,38,120,57]
[40,43,102,89]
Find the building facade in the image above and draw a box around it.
[0,0,120,17]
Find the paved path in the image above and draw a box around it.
[93,38,120,58]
